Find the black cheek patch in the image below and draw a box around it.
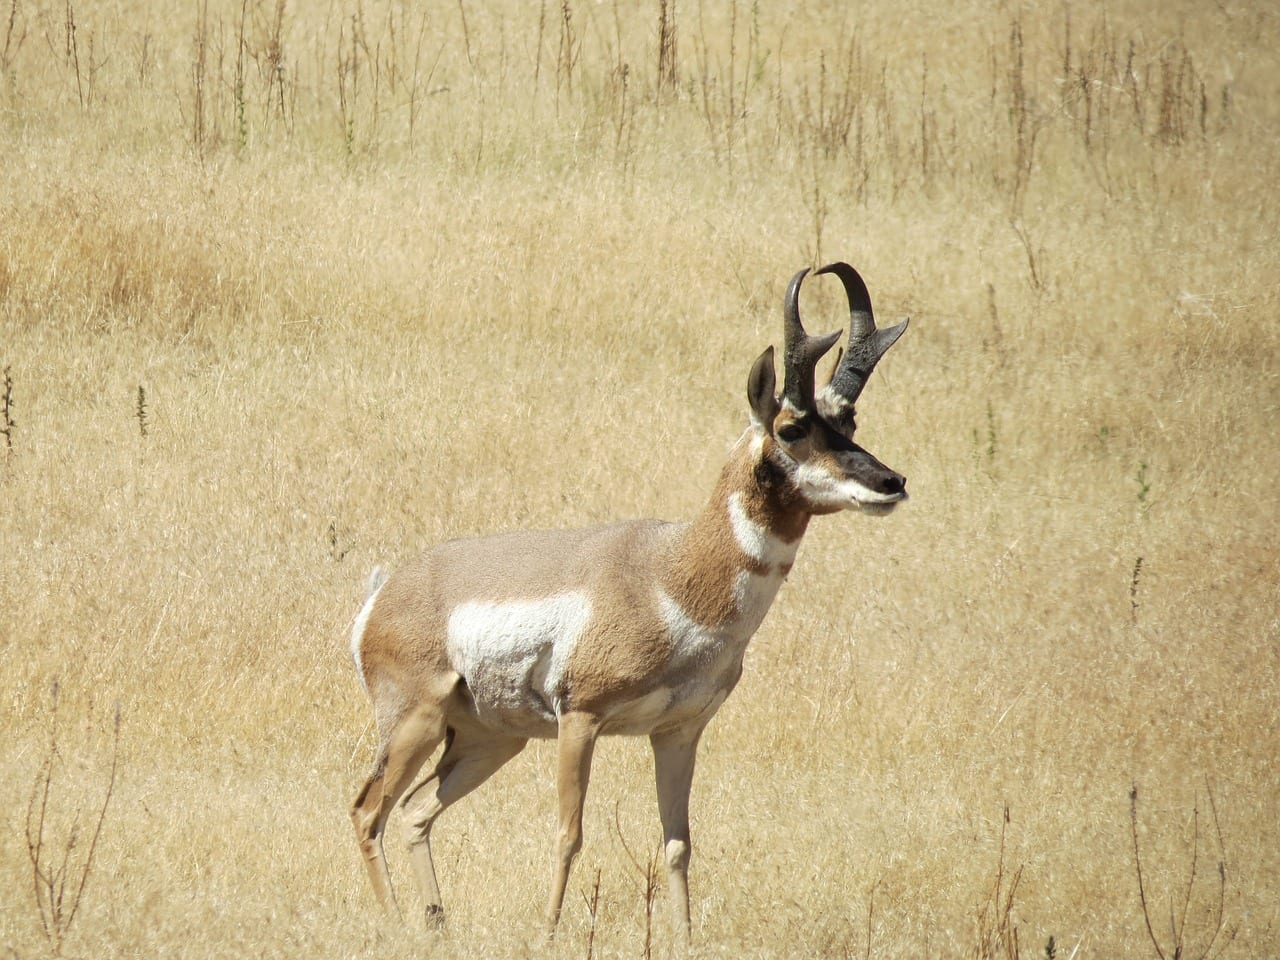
[753,453,789,490]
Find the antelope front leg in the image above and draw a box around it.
[546,711,600,936]
[651,726,703,946]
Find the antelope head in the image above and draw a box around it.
[747,263,908,517]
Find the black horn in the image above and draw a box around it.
[782,267,842,416]
[815,262,908,430]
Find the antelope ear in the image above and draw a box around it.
[747,346,781,430]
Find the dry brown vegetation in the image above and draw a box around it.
[2,0,1277,957]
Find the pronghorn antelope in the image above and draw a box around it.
[348,262,909,940]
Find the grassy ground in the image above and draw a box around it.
[2,0,1277,957]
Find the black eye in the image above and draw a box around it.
[776,423,808,443]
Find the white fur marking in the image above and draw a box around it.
[350,581,385,694]
[818,386,854,416]
[658,590,720,658]
[650,589,759,727]
[447,593,593,718]
[728,492,800,568]
[657,559,784,656]
[794,460,903,511]
[731,567,786,633]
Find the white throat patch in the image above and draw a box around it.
[727,492,799,568]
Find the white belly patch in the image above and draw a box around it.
[446,593,592,727]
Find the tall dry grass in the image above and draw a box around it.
[1,0,1277,957]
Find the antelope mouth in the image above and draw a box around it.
[854,490,907,516]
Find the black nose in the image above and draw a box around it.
[880,473,906,497]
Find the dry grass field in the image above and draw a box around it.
[2,0,1277,957]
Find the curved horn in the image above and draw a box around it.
[782,267,841,416]
[815,262,908,429]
